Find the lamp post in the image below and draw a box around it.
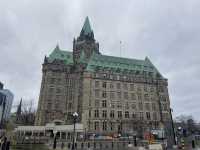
[72,112,78,150]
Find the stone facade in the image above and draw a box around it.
[35,17,171,136]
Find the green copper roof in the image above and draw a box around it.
[47,45,73,65]
[86,53,162,77]
[81,17,93,35]
[47,45,162,78]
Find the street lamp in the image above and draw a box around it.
[72,112,78,150]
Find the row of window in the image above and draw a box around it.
[94,90,153,100]
[89,110,158,120]
[95,81,159,92]
[48,78,76,87]
[94,71,157,81]
[94,100,158,111]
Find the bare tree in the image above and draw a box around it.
[17,99,36,125]
[175,114,197,135]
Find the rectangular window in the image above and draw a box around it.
[47,102,52,109]
[131,103,137,109]
[144,85,148,92]
[123,83,128,90]
[131,93,136,100]
[68,102,73,109]
[102,110,107,118]
[94,110,99,118]
[117,102,122,108]
[146,112,151,120]
[110,122,114,131]
[137,85,142,91]
[110,92,115,99]
[125,111,129,118]
[117,92,121,100]
[160,96,167,102]
[117,75,120,80]
[95,90,100,98]
[118,111,122,118]
[89,110,91,118]
[95,81,100,88]
[102,91,107,98]
[162,104,168,111]
[162,113,169,120]
[56,88,61,93]
[130,84,134,91]
[145,103,150,110]
[150,86,154,92]
[103,121,107,130]
[103,73,107,78]
[49,87,54,93]
[152,103,156,111]
[132,113,136,119]
[110,83,114,89]
[139,112,143,120]
[102,100,107,108]
[137,93,142,101]
[102,82,107,88]
[124,92,128,100]
[109,75,113,79]
[144,94,149,101]
[111,102,115,108]
[125,102,129,109]
[50,78,55,84]
[117,83,121,89]
[57,78,61,84]
[138,102,143,110]
[95,99,100,107]
[94,121,99,130]
[158,86,165,92]
[153,112,157,120]
[110,110,115,118]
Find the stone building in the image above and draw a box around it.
[35,17,171,136]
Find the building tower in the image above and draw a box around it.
[73,16,100,65]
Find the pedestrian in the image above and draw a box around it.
[5,140,10,150]
[1,137,7,150]
[0,138,2,147]
[61,142,64,149]
[53,137,57,149]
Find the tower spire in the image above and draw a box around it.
[16,98,22,122]
[80,16,94,40]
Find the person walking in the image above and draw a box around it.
[5,139,10,150]
[1,137,7,150]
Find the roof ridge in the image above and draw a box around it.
[93,53,144,62]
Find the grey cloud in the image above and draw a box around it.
[0,0,200,120]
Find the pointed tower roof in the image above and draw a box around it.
[16,98,22,115]
[55,44,60,51]
[79,17,95,41]
[81,16,93,35]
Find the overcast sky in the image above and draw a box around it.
[0,0,200,120]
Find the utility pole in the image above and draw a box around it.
[170,108,177,145]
